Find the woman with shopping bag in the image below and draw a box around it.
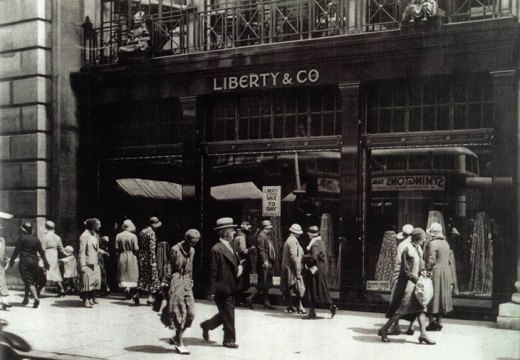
[377,227,436,345]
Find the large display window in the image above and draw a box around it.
[206,151,343,289]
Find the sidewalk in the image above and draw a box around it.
[1,291,518,360]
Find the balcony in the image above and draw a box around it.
[81,0,518,66]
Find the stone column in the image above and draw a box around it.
[338,81,362,301]
[491,70,520,329]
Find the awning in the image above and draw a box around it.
[282,184,307,202]
[211,182,263,201]
[116,178,192,200]
[0,211,13,219]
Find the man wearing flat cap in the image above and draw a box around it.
[201,217,243,349]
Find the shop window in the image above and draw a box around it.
[206,87,342,142]
[365,75,493,134]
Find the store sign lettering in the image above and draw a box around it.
[371,176,445,191]
[366,280,391,291]
[262,186,281,217]
[213,69,320,91]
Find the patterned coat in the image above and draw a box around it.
[137,226,160,293]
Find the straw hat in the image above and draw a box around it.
[261,220,273,229]
[45,221,55,230]
[20,222,32,234]
[214,217,237,231]
[149,216,162,228]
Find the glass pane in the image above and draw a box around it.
[409,107,422,131]
[238,117,249,140]
[393,81,406,106]
[423,81,436,104]
[393,108,405,132]
[437,105,449,130]
[225,119,235,140]
[453,105,466,129]
[214,120,226,141]
[260,95,271,115]
[423,106,436,131]
[409,154,430,169]
[437,79,450,103]
[273,116,284,138]
[387,155,407,170]
[323,91,335,110]
[311,113,322,136]
[239,98,250,117]
[367,110,378,133]
[260,117,271,138]
[286,93,296,113]
[323,113,335,136]
[274,92,284,113]
[468,104,482,129]
[453,80,467,103]
[311,93,322,112]
[467,77,482,101]
[285,115,296,137]
[409,82,422,106]
[380,83,392,107]
[297,91,308,113]
[297,115,308,137]
[334,111,342,135]
[432,154,455,170]
[380,109,391,133]
[249,117,260,139]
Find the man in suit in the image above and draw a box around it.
[201,217,243,349]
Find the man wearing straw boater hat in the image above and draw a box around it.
[200,217,243,349]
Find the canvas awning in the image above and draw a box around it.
[282,184,307,202]
[211,182,263,201]
[116,178,192,200]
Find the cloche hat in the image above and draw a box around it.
[289,223,303,235]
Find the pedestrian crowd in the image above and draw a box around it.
[0,215,453,354]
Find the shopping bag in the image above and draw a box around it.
[414,275,433,307]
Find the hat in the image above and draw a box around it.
[289,223,303,235]
[240,221,251,230]
[45,221,55,230]
[185,228,201,239]
[261,220,273,229]
[426,222,443,236]
[307,225,320,236]
[411,228,427,243]
[214,217,237,231]
[20,222,32,234]
[397,224,414,240]
[122,219,136,232]
[63,246,74,255]
[149,216,162,228]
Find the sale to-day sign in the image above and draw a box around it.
[262,186,281,217]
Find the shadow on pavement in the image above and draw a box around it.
[348,327,381,335]
[125,345,175,354]
[352,335,407,344]
[51,300,85,308]
[109,300,138,306]
[168,337,220,347]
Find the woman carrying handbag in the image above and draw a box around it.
[378,228,436,345]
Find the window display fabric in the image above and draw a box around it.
[375,230,398,283]
[468,212,493,295]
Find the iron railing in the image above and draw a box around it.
[81,0,518,66]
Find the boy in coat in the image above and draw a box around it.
[201,217,243,349]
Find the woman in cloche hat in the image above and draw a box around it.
[281,223,307,314]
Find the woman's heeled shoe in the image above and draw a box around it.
[329,304,337,318]
[21,298,29,305]
[378,329,390,343]
[286,306,296,313]
[418,336,436,345]
[33,299,40,309]
[406,327,414,336]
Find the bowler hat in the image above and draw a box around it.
[149,216,162,228]
[261,220,273,229]
[289,223,303,235]
[20,222,32,234]
[214,217,237,231]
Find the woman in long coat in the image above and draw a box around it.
[78,218,102,308]
[0,225,13,309]
[7,222,49,308]
[302,226,337,319]
[115,219,139,300]
[136,216,162,305]
[41,221,67,297]
[425,222,453,331]
[378,228,435,345]
[281,224,306,314]
[161,229,200,355]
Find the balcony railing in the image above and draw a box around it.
[81,0,518,66]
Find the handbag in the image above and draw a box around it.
[414,275,433,307]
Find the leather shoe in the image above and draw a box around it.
[33,299,40,309]
[200,324,210,342]
[223,342,239,349]
[388,327,401,335]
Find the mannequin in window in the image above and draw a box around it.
[402,0,438,22]
[119,11,150,54]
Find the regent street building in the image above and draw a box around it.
[2,0,520,321]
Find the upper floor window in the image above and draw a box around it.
[364,75,493,134]
[205,87,342,142]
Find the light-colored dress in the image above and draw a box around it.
[61,254,78,279]
[396,242,425,316]
[41,231,65,282]
[78,230,101,292]
[426,236,453,314]
[281,234,304,297]
[115,230,139,288]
